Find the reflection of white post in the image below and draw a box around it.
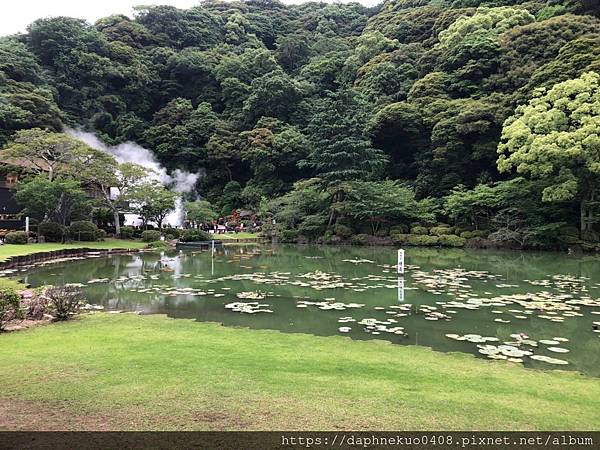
[25,216,30,233]
[398,277,405,302]
[397,249,405,274]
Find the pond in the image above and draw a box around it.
[14,245,600,376]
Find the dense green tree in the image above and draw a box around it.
[15,175,89,225]
[185,199,217,227]
[497,72,600,239]
[339,180,433,234]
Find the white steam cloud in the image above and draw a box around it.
[66,129,202,227]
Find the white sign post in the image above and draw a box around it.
[397,249,405,274]
[398,277,405,302]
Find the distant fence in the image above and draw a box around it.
[0,247,137,271]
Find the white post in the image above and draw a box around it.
[25,216,30,233]
[211,239,215,258]
[397,249,405,274]
[398,277,405,303]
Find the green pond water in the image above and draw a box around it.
[14,245,600,376]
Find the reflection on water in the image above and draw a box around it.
[16,245,600,376]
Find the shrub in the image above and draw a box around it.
[407,235,439,246]
[25,292,49,320]
[96,229,107,240]
[0,287,21,331]
[439,235,467,247]
[281,229,299,243]
[119,226,134,239]
[38,222,65,242]
[162,228,181,238]
[391,233,410,245]
[471,230,489,238]
[180,229,212,242]
[43,285,84,320]
[429,226,452,236]
[333,224,353,238]
[5,231,28,244]
[410,226,428,235]
[141,230,161,242]
[148,240,171,249]
[351,234,370,246]
[460,231,475,239]
[68,221,99,241]
[390,224,409,234]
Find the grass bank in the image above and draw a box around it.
[0,239,146,262]
[1,313,599,430]
[215,232,260,240]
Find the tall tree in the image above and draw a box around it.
[497,71,600,239]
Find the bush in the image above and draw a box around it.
[43,285,84,320]
[471,230,489,238]
[0,287,21,331]
[147,240,171,249]
[180,229,212,242]
[410,226,428,235]
[333,224,353,238]
[68,221,99,241]
[391,233,410,245]
[5,231,28,244]
[439,235,467,247]
[25,291,48,320]
[38,222,65,242]
[460,231,475,239]
[281,229,299,243]
[429,226,452,236]
[96,229,107,240]
[390,224,409,234]
[407,235,439,246]
[141,230,161,242]
[351,234,370,246]
[119,226,134,239]
[162,228,181,238]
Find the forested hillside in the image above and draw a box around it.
[1,0,599,249]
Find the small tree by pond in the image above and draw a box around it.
[43,285,84,321]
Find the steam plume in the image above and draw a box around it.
[66,129,202,226]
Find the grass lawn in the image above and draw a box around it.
[215,232,260,240]
[0,239,146,262]
[1,313,599,431]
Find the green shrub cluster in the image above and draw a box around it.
[429,226,452,236]
[68,221,99,241]
[439,235,467,247]
[180,229,212,242]
[281,229,299,243]
[141,230,161,242]
[333,224,353,238]
[147,240,171,249]
[38,222,65,242]
[408,235,439,246]
[5,231,28,244]
[119,226,135,239]
[351,234,370,246]
[0,287,21,331]
[410,226,428,235]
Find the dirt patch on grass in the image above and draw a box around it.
[0,398,119,431]
[3,318,52,332]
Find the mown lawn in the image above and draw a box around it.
[1,313,599,430]
[0,239,146,262]
[215,232,260,240]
